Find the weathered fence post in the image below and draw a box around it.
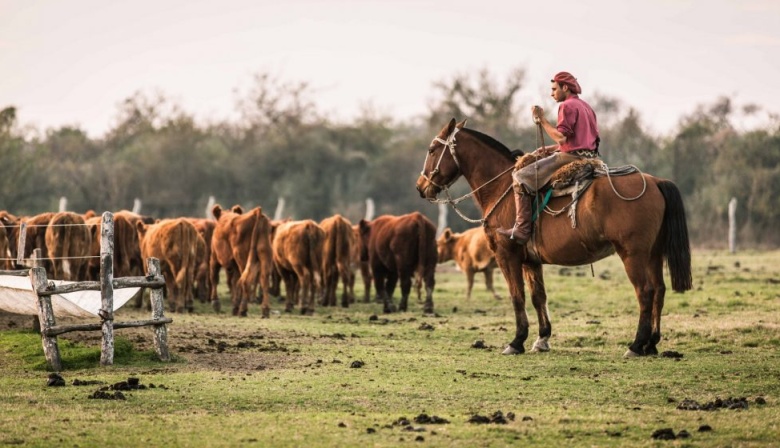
[147,257,170,361]
[728,197,737,254]
[16,222,27,267]
[31,248,43,333]
[437,203,448,238]
[274,197,286,221]
[365,198,375,221]
[99,212,115,366]
[30,267,62,371]
[206,195,216,219]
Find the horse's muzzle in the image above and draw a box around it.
[415,177,439,199]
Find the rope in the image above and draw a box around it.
[600,162,647,200]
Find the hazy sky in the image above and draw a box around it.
[1,0,778,138]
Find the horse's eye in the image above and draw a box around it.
[428,145,437,154]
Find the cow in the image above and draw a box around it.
[358,212,437,314]
[113,210,152,276]
[0,211,23,269]
[12,212,55,272]
[436,227,502,300]
[210,205,275,317]
[112,210,151,306]
[0,220,11,270]
[136,218,199,313]
[319,214,356,308]
[44,211,92,281]
[187,218,216,304]
[272,220,324,315]
[84,212,138,281]
[209,205,242,312]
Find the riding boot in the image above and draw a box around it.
[496,190,533,244]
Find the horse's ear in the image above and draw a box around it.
[456,119,467,129]
[446,118,457,135]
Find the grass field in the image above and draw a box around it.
[1,250,779,447]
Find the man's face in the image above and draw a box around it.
[550,82,568,102]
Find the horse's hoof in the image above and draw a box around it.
[623,349,642,358]
[531,338,550,352]
[501,345,523,355]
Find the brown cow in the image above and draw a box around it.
[84,212,143,283]
[113,210,149,277]
[0,220,11,270]
[358,212,437,313]
[209,205,243,313]
[84,215,102,280]
[272,220,324,315]
[16,212,55,272]
[437,227,501,300]
[45,211,92,281]
[187,218,216,304]
[230,207,274,317]
[0,211,22,268]
[136,218,199,313]
[319,214,356,308]
[210,205,274,317]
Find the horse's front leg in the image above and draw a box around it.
[524,263,551,352]
[494,249,529,355]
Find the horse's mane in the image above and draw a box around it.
[462,128,518,161]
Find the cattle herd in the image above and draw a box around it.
[0,208,501,317]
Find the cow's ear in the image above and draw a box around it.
[212,204,223,220]
[136,220,147,237]
[232,205,243,214]
[442,228,452,241]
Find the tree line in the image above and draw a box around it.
[1,68,778,248]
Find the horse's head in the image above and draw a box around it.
[415,118,467,200]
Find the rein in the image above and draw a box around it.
[421,128,514,225]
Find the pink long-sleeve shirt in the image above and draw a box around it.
[556,95,599,153]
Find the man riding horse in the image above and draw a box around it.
[497,71,600,244]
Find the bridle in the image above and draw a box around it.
[420,126,514,225]
[419,126,462,190]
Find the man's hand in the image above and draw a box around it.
[531,105,544,124]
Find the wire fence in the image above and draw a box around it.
[1,220,99,266]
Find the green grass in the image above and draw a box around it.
[1,250,779,447]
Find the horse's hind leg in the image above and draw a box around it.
[524,263,551,352]
[621,253,655,357]
[645,255,667,355]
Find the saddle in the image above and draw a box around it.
[514,148,604,192]
[514,149,639,226]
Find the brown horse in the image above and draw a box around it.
[416,119,692,357]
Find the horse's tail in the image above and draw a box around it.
[657,180,692,292]
[415,213,435,284]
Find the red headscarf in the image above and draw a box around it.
[552,72,582,94]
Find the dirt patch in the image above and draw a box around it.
[0,310,309,373]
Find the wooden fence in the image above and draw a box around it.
[1,212,172,371]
